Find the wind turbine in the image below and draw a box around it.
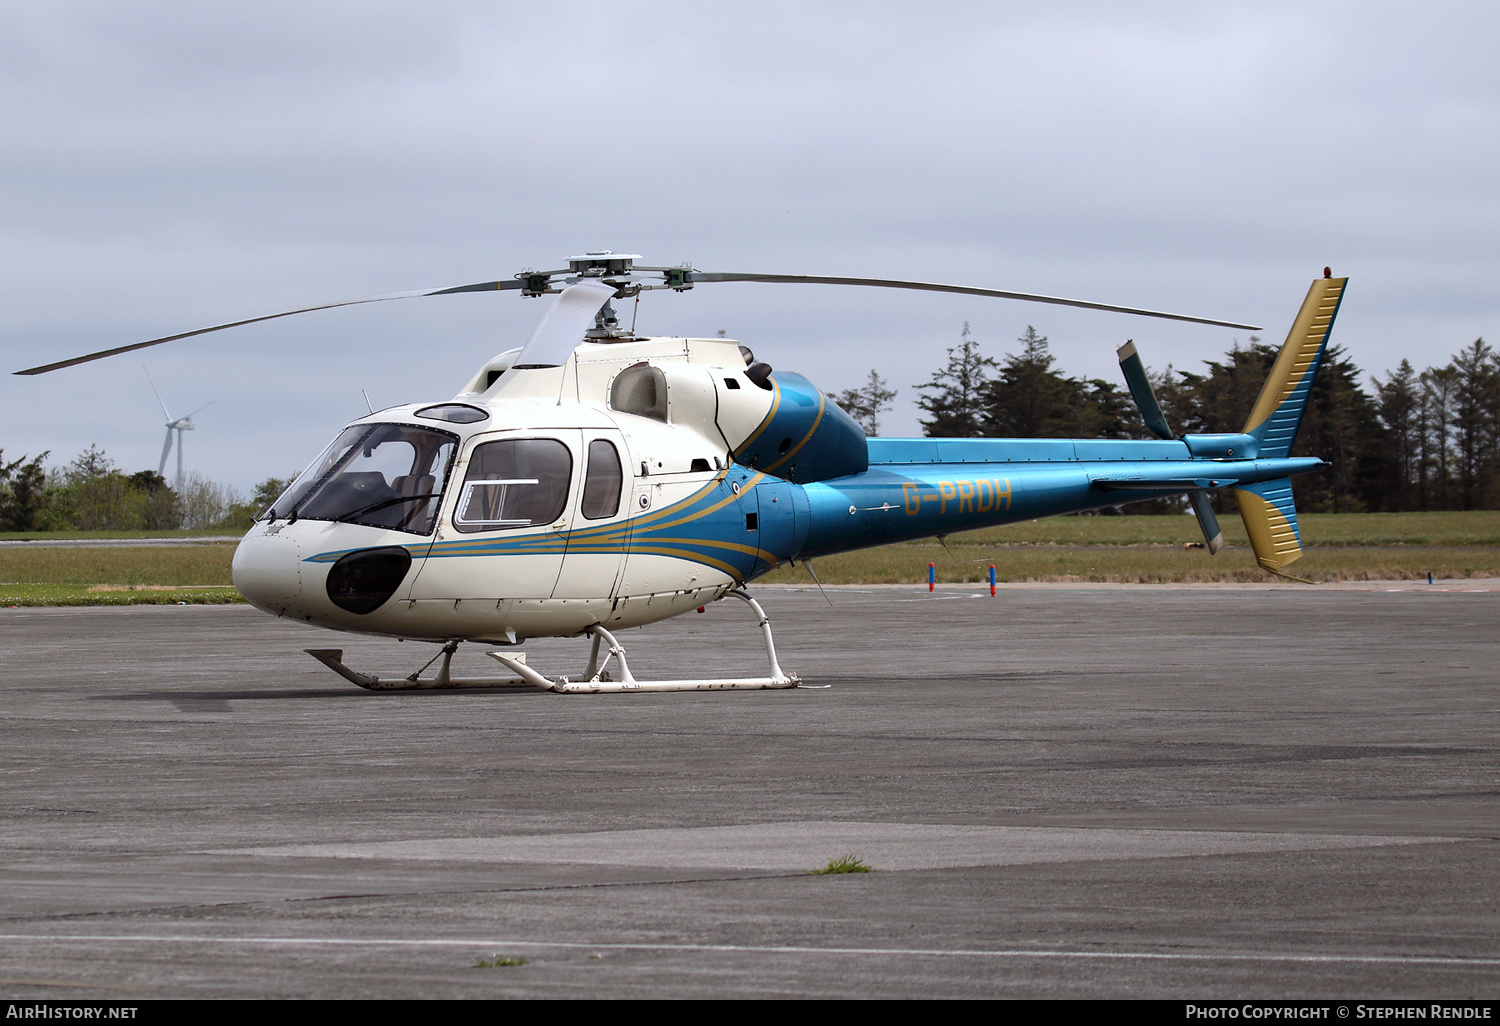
[143,367,211,493]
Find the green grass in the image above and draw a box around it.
[0,513,1496,606]
[923,510,1500,548]
[0,543,243,606]
[0,528,241,541]
[474,956,527,968]
[809,855,873,874]
[0,544,237,586]
[764,511,1500,585]
[0,584,244,606]
[768,543,1500,586]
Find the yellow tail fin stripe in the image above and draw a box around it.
[1243,277,1346,435]
[1234,487,1303,572]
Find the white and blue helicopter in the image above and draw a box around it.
[17,253,1345,693]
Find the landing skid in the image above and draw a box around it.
[305,589,803,694]
[304,640,535,690]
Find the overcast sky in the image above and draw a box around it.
[1,1,1496,492]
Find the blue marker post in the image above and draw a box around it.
[928,563,936,592]
[989,564,996,597]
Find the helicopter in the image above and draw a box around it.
[16,253,1346,693]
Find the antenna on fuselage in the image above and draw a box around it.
[800,559,834,606]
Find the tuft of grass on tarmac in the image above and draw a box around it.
[474,956,526,968]
[809,855,873,874]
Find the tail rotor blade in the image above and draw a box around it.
[1116,340,1175,441]
[1188,490,1225,555]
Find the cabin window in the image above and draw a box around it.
[453,438,572,533]
[610,363,667,422]
[580,439,623,520]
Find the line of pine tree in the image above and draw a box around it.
[908,326,1500,514]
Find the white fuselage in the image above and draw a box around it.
[232,334,779,643]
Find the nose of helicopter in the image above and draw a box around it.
[231,528,303,613]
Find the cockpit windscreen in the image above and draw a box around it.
[268,424,457,535]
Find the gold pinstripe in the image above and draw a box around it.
[417,471,776,580]
[648,536,775,560]
[1244,277,1347,434]
[623,546,746,580]
[427,469,750,550]
[733,380,782,458]
[762,389,825,474]
[634,473,767,532]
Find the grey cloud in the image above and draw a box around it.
[1,1,1496,488]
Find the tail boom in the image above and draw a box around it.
[796,452,1321,560]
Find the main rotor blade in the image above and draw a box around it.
[14,280,529,376]
[512,280,618,368]
[688,272,1261,331]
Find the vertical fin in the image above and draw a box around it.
[1234,478,1303,573]
[1243,276,1348,457]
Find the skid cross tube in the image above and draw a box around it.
[485,589,801,694]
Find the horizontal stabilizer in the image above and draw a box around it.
[1234,478,1302,572]
[1091,476,1226,492]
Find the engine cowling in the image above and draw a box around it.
[731,371,868,483]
